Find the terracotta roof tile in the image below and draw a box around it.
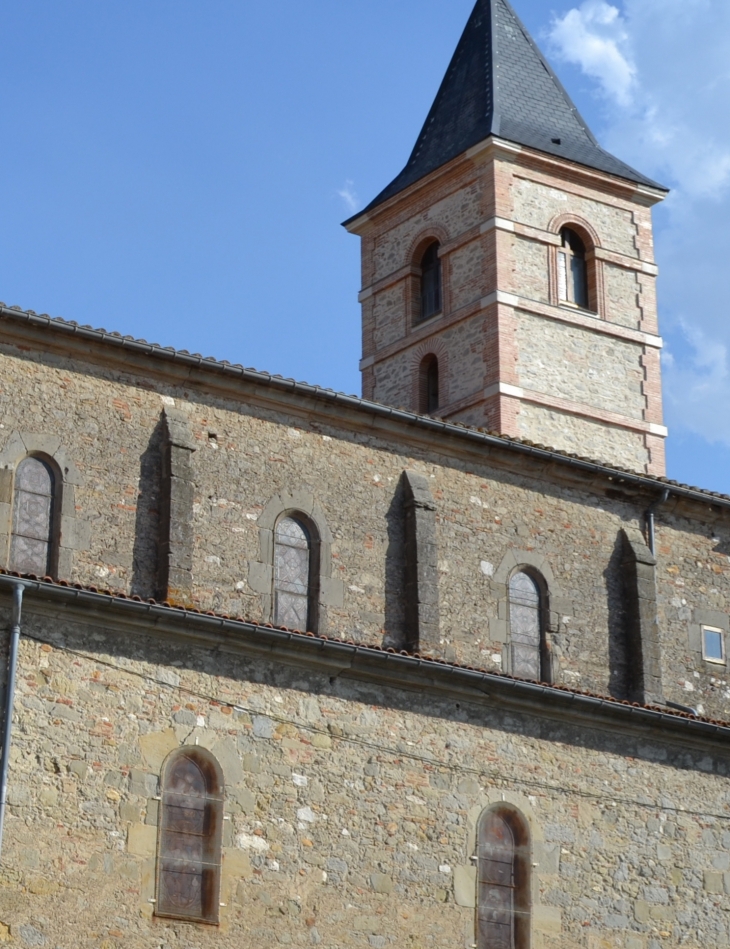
[2,568,726,729]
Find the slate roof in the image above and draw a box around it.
[355,0,665,218]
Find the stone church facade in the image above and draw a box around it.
[0,2,728,948]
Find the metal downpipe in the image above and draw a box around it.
[0,582,23,856]
[646,488,670,556]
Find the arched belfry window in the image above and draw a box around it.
[478,806,531,948]
[9,456,56,576]
[274,515,318,631]
[508,570,549,682]
[156,748,223,925]
[419,241,442,321]
[419,355,440,415]
[558,228,589,309]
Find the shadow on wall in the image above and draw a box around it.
[382,477,406,649]
[605,530,629,701]
[131,418,165,600]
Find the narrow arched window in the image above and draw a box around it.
[558,228,588,309]
[478,807,531,948]
[156,748,223,925]
[420,241,442,321]
[419,355,440,415]
[274,515,317,631]
[509,571,549,682]
[9,456,56,576]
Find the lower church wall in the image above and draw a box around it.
[1,608,729,948]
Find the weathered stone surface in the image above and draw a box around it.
[1,609,725,947]
[139,728,177,771]
[453,865,476,908]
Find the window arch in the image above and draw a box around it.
[9,455,58,576]
[419,354,440,415]
[508,570,550,682]
[274,514,320,631]
[419,241,442,321]
[558,227,589,309]
[156,747,224,925]
[477,806,531,948]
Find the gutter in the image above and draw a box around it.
[0,582,23,855]
[1,575,729,752]
[0,305,728,515]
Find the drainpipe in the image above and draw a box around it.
[646,489,670,556]
[663,699,698,717]
[0,582,23,856]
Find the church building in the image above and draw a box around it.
[0,2,728,948]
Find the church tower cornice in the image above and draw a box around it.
[345,0,666,228]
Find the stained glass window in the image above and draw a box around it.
[274,516,311,630]
[156,750,223,924]
[9,457,55,576]
[509,571,542,681]
[478,808,530,949]
[558,228,589,309]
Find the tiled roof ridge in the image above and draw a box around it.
[1,567,726,731]
[0,301,726,507]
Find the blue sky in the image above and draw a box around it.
[1,1,729,491]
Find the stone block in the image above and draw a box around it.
[693,608,728,629]
[321,576,344,608]
[248,561,273,595]
[223,848,253,882]
[242,754,261,774]
[145,799,159,826]
[139,729,178,771]
[370,873,393,895]
[533,842,560,875]
[127,823,157,857]
[129,769,159,798]
[533,905,561,933]
[704,870,724,893]
[453,865,476,907]
[213,736,245,786]
[489,618,508,643]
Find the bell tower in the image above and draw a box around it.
[344,0,668,476]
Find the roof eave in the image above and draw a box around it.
[2,574,728,752]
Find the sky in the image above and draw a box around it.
[0,1,728,491]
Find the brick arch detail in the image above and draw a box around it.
[410,339,450,414]
[405,225,451,268]
[548,213,605,317]
[548,212,602,250]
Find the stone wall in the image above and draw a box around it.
[1,606,730,949]
[516,402,652,482]
[511,176,640,259]
[0,332,727,717]
[350,143,665,474]
[514,311,646,418]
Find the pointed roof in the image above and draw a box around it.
[355,0,664,218]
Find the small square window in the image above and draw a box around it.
[702,626,726,664]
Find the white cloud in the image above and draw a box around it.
[549,1,636,106]
[547,0,730,459]
[662,322,730,446]
[337,179,359,214]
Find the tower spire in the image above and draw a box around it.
[358,0,662,217]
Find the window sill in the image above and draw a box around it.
[558,301,599,317]
[413,310,444,330]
